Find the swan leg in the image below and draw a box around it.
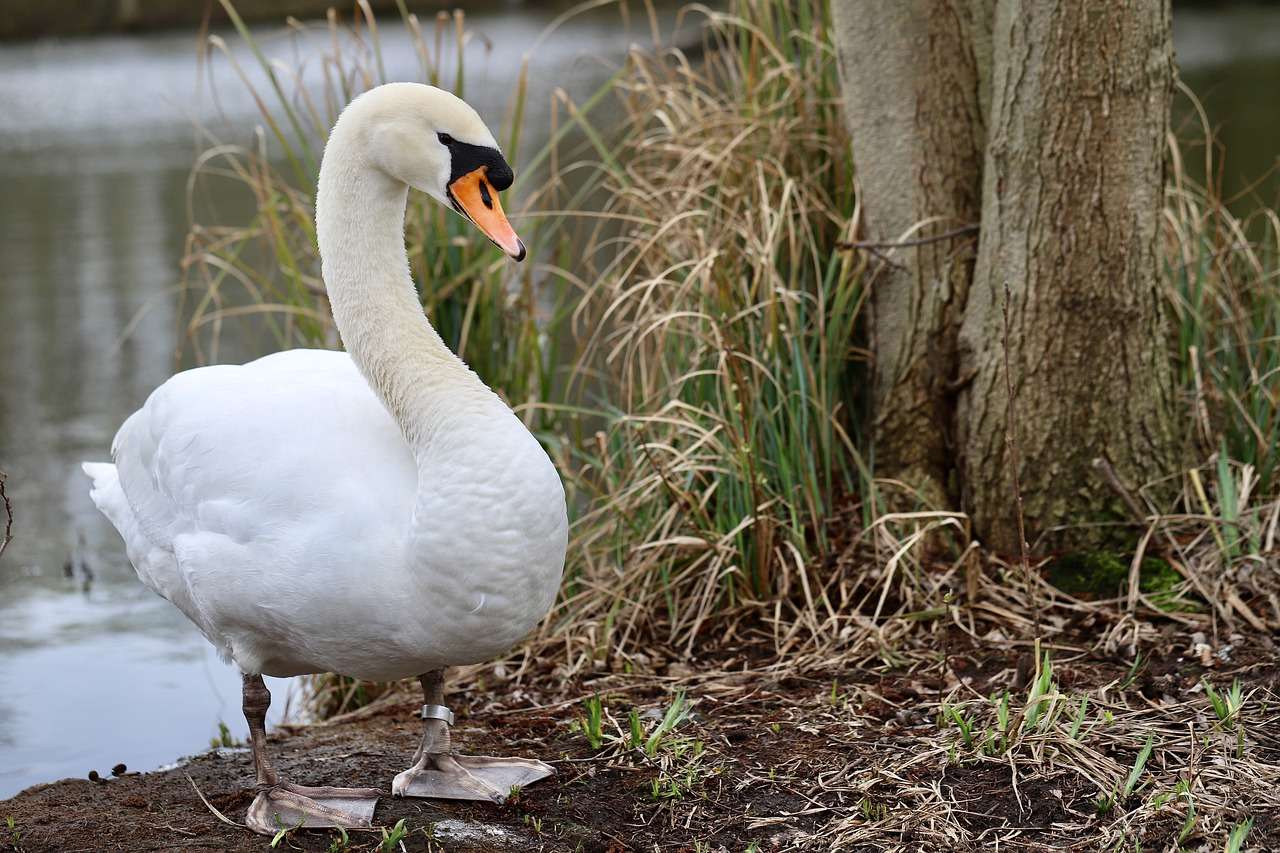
[240,673,380,836]
[392,669,554,802]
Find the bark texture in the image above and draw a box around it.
[832,0,1178,553]
[831,0,991,507]
[957,0,1177,551]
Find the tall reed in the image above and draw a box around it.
[540,0,867,656]
[1165,86,1280,494]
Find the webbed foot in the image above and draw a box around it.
[392,753,553,802]
[245,782,381,835]
[393,670,555,802]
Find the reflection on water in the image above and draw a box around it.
[0,3,1277,800]
[0,3,670,799]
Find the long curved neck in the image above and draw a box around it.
[315,131,486,452]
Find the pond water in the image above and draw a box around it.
[0,3,1277,800]
[1175,6,1280,218]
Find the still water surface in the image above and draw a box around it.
[0,4,1277,799]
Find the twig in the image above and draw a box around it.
[1091,456,1149,525]
[852,244,908,272]
[836,224,979,252]
[183,772,244,829]
[636,425,716,538]
[1002,284,1040,638]
[0,469,12,562]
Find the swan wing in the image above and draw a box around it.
[86,349,416,672]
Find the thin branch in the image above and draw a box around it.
[0,469,12,562]
[1002,284,1040,638]
[1092,456,1149,525]
[836,224,979,252]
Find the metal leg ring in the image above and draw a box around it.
[421,704,455,725]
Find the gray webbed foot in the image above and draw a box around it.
[392,670,554,803]
[393,753,553,802]
[239,673,381,836]
[246,782,381,834]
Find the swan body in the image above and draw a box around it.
[84,349,564,681]
[84,83,567,686]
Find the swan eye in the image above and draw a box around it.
[437,132,455,146]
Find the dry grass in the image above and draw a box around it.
[1168,84,1280,493]
[792,649,1279,851]
[524,0,865,666]
[522,0,1280,670]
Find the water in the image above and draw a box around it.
[1,3,1277,800]
[1174,6,1280,217]
[0,2,674,798]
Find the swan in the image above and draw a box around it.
[81,82,568,834]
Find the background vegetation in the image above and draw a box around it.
[191,0,1280,660]
[174,0,1280,846]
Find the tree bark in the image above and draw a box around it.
[956,0,1177,552]
[831,0,991,508]
[833,0,1177,553]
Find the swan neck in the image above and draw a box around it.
[315,135,478,450]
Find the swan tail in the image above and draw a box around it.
[81,461,237,666]
[82,461,129,533]
[82,459,176,597]
[83,460,157,585]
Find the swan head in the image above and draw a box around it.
[341,82,525,261]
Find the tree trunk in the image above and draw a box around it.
[956,0,1176,552]
[833,0,1177,553]
[830,0,991,508]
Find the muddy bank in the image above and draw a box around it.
[4,627,1280,852]
[2,701,638,851]
[0,675,820,852]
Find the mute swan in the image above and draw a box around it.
[82,82,567,834]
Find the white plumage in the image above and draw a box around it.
[84,348,565,683]
[86,82,566,832]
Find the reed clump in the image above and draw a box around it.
[1167,88,1280,494]
[536,1,1280,659]
[538,0,866,659]
[1148,92,1280,633]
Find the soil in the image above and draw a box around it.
[2,672,833,852]
[3,627,1279,852]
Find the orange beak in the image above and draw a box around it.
[446,167,525,261]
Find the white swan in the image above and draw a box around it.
[82,83,567,834]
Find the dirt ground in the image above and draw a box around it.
[4,620,1280,853]
[2,664,834,852]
